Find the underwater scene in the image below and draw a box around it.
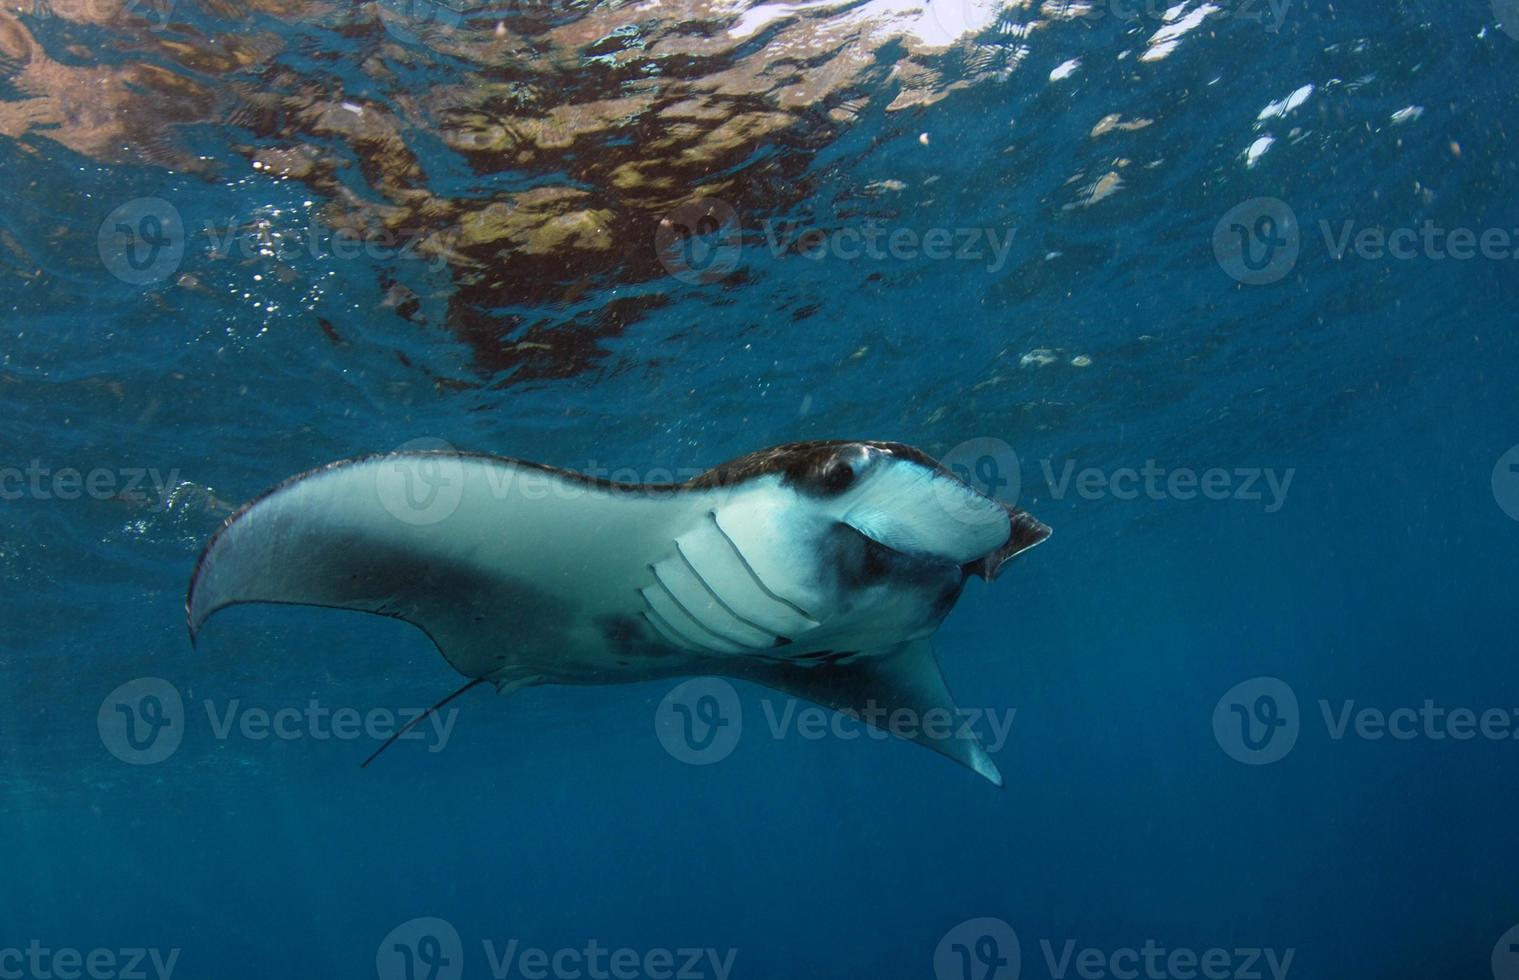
[2,0,1518,978]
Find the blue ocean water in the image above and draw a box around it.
[3,0,1519,978]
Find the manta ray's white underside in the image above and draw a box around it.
[187,447,1049,784]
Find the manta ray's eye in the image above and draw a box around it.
[820,458,857,493]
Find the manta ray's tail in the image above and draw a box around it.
[360,676,487,768]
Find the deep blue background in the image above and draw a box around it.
[3,0,1519,978]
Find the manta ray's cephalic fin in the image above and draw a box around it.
[724,638,1005,786]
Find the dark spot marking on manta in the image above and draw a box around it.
[928,576,969,622]
[821,522,964,628]
[597,614,674,659]
[188,530,577,677]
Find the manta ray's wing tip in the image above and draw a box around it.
[978,756,1006,789]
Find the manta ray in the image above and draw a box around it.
[186,440,1050,784]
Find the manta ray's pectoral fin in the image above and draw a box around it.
[727,639,1005,786]
[185,454,582,681]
